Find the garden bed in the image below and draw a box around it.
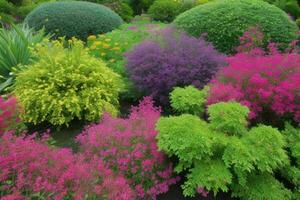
[1,0,300,199]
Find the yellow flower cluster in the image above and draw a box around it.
[88,34,124,63]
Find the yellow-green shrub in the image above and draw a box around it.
[14,39,122,126]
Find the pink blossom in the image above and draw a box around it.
[0,132,135,199]
[208,50,300,123]
[77,97,179,198]
[197,187,209,197]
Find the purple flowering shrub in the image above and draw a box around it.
[77,97,180,199]
[125,28,226,105]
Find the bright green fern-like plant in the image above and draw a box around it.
[170,85,208,116]
[156,101,290,199]
[208,102,249,136]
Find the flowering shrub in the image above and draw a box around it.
[0,132,135,200]
[0,96,22,136]
[207,52,300,124]
[125,28,226,105]
[156,101,290,199]
[77,97,179,199]
[14,38,122,126]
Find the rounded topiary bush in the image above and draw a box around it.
[174,0,298,54]
[24,1,123,40]
[125,28,226,105]
[14,39,122,126]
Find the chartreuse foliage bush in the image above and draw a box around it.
[0,24,47,93]
[13,38,122,126]
[87,22,166,101]
[174,0,298,54]
[25,1,123,41]
[170,85,208,116]
[156,101,291,199]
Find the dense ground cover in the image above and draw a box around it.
[1,0,300,199]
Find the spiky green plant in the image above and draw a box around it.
[0,24,47,93]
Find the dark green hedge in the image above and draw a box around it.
[174,0,298,54]
[25,1,123,40]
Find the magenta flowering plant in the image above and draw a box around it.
[77,97,180,199]
[207,51,300,125]
[0,96,22,136]
[0,132,135,200]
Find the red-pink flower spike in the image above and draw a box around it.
[0,96,20,137]
[0,132,135,200]
[77,97,180,199]
[208,52,300,123]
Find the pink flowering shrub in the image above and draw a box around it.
[77,97,180,199]
[0,132,135,200]
[0,96,21,136]
[207,52,300,124]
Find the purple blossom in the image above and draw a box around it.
[125,28,226,105]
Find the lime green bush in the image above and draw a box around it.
[156,101,290,198]
[25,1,123,41]
[14,39,122,126]
[170,86,208,116]
[87,22,166,101]
[174,0,298,54]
